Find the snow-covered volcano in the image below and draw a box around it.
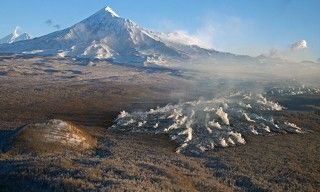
[0,28,31,44]
[0,6,253,65]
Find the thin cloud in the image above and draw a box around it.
[262,48,283,59]
[45,19,61,30]
[154,14,248,50]
[45,19,53,26]
[194,23,215,49]
[53,24,61,30]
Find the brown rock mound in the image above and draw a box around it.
[13,119,97,154]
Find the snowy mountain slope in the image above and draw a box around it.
[0,28,31,44]
[15,33,31,42]
[0,6,255,65]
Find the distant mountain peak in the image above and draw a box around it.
[0,27,31,44]
[104,6,119,17]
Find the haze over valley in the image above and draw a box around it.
[0,1,319,191]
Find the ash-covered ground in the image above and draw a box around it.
[0,55,319,191]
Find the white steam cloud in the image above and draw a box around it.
[154,16,216,49]
[291,40,307,50]
[13,26,21,37]
[156,31,211,48]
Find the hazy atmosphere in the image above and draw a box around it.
[0,1,319,191]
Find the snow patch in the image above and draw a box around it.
[22,50,44,54]
[105,6,119,17]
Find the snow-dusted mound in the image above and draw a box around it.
[0,6,253,66]
[111,92,304,154]
[14,119,96,153]
[0,28,31,44]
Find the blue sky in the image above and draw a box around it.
[0,0,319,60]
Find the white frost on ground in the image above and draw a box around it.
[268,86,320,96]
[111,92,304,154]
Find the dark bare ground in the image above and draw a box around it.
[0,58,319,191]
[0,71,232,191]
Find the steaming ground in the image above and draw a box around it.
[112,92,304,154]
[0,55,320,191]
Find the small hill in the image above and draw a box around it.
[11,119,96,154]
